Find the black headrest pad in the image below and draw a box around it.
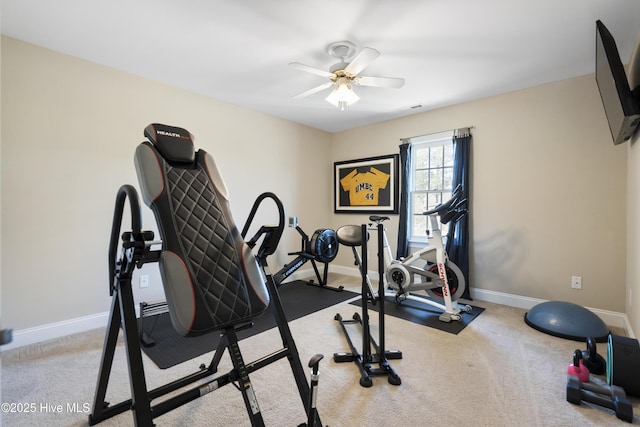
[144,123,195,163]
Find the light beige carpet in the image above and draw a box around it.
[1,275,637,426]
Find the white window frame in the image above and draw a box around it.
[408,131,454,244]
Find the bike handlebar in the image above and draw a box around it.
[423,184,467,224]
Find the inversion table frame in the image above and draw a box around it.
[89,186,321,426]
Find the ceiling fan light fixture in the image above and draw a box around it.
[325,78,359,110]
[292,41,401,109]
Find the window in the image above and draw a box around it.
[408,131,454,243]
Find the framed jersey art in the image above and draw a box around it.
[334,154,399,213]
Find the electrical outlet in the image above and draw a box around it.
[288,216,298,228]
[571,276,582,289]
[140,275,149,288]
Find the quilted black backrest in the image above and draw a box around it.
[134,123,270,336]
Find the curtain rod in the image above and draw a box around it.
[400,126,474,141]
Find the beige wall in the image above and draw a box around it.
[627,126,640,335]
[625,31,640,336]
[1,37,331,330]
[330,74,628,312]
[1,32,637,336]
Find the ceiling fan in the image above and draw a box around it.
[290,41,405,110]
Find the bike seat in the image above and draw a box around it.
[369,215,390,223]
[336,225,368,247]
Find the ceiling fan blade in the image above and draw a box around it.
[293,82,334,99]
[356,76,405,88]
[344,47,380,76]
[289,62,334,78]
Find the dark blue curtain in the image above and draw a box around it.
[396,141,411,259]
[445,132,472,299]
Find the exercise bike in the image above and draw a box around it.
[380,185,471,322]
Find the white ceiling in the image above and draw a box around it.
[2,0,640,133]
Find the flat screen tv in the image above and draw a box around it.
[595,20,640,145]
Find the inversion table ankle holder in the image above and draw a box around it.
[90,123,322,426]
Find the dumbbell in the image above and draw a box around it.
[566,374,633,423]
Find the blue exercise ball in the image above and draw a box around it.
[524,301,609,343]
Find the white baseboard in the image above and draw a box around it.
[470,287,632,335]
[1,310,112,351]
[1,269,633,350]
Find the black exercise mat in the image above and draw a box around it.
[139,281,359,369]
[350,295,484,334]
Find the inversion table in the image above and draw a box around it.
[89,123,322,426]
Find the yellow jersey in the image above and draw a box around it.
[340,167,390,206]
